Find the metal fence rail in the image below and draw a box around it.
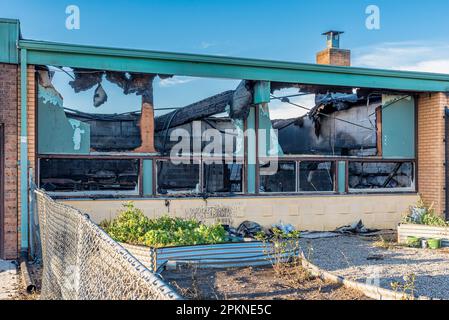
[35,190,182,300]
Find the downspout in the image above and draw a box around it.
[20,48,28,257]
[445,106,449,221]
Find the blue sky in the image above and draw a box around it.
[2,0,449,117]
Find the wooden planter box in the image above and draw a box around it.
[397,224,449,247]
[121,241,298,273]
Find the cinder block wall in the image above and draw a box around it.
[64,194,419,231]
[17,66,36,257]
[417,93,449,216]
[0,63,18,260]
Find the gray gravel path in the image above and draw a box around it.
[299,235,449,299]
[0,260,19,300]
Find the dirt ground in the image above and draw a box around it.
[161,264,370,300]
[12,262,42,300]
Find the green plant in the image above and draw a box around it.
[100,202,152,244]
[391,273,416,300]
[422,213,449,227]
[403,198,449,227]
[101,202,227,248]
[257,227,302,277]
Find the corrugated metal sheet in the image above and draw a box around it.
[398,224,449,247]
[122,241,299,273]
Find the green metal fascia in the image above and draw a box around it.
[19,39,449,92]
[0,18,20,63]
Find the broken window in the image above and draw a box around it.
[299,161,335,192]
[153,76,245,157]
[203,162,243,193]
[348,161,414,191]
[156,160,200,195]
[259,161,296,193]
[37,66,160,153]
[267,84,381,157]
[39,159,139,194]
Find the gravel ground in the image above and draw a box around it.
[299,235,449,299]
[0,260,19,300]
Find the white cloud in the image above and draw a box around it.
[158,76,196,88]
[200,41,217,49]
[353,41,449,74]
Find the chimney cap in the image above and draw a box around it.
[322,30,344,49]
[321,30,344,36]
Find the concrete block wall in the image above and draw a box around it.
[417,92,449,216]
[64,194,419,231]
[0,63,18,259]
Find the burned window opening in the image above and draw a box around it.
[37,66,164,153]
[268,83,387,157]
[260,161,296,193]
[348,162,414,190]
[39,159,139,193]
[299,161,335,192]
[156,160,200,195]
[204,162,243,194]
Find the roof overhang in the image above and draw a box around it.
[17,38,449,93]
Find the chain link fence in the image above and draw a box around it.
[35,190,182,300]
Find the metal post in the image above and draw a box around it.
[20,48,29,257]
[445,107,449,221]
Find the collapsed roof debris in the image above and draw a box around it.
[270,91,381,156]
[68,68,173,107]
[309,93,381,138]
[154,90,235,132]
[229,80,254,120]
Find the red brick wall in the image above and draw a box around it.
[0,63,18,260]
[417,93,449,216]
[316,48,351,66]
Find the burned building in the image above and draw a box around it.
[1,19,449,259]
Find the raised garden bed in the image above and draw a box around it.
[122,241,298,273]
[398,224,449,248]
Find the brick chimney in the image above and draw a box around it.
[316,31,351,66]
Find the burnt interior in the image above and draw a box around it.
[348,162,414,190]
[260,161,296,193]
[37,67,415,195]
[156,161,200,194]
[203,163,243,193]
[39,159,139,192]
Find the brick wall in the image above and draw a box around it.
[417,93,449,216]
[0,63,18,260]
[316,48,351,66]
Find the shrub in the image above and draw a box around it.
[101,202,227,248]
[403,198,449,227]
